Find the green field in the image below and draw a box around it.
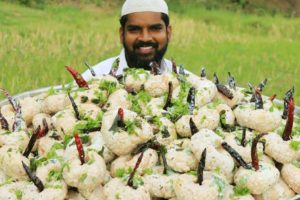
[0,1,299,105]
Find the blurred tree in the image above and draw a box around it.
[245,0,300,17]
[288,0,300,16]
[231,0,249,8]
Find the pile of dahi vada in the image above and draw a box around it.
[0,63,299,200]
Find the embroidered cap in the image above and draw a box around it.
[121,0,169,16]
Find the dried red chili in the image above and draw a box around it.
[74,133,85,165]
[65,66,89,89]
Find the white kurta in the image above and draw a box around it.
[82,49,174,80]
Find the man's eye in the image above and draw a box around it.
[127,27,140,32]
[150,26,163,31]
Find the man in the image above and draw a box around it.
[82,0,172,80]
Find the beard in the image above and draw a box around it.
[123,40,169,70]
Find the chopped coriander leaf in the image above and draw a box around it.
[127,167,133,174]
[47,170,62,182]
[46,143,64,160]
[55,111,65,119]
[73,112,103,134]
[233,129,244,143]
[27,129,33,137]
[187,171,197,176]
[292,123,300,137]
[132,174,144,188]
[127,91,152,114]
[200,115,207,124]
[275,125,285,137]
[143,168,153,175]
[215,128,225,138]
[98,147,105,157]
[129,99,143,114]
[14,189,23,200]
[220,111,227,126]
[99,80,117,95]
[160,145,167,154]
[238,105,246,110]
[124,119,141,135]
[65,132,91,147]
[132,104,142,114]
[214,166,221,174]
[80,134,90,144]
[124,68,149,81]
[1,130,11,135]
[88,78,98,84]
[63,134,74,148]
[166,99,189,122]
[116,168,126,178]
[80,110,103,122]
[115,193,121,200]
[233,186,250,196]
[135,91,152,104]
[240,89,250,97]
[94,90,107,105]
[238,176,248,186]
[0,178,13,187]
[51,143,64,150]
[61,83,76,93]
[291,160,300,168]
[30,157,47,171]
[177,81,191,101]
[212,175,226,198]
[275,103,284,111]
[207,99,222,109]
[79,173,88,183]
[47,87,58,96]
[116,167,134,178]
[87,157,95,165]
[152,116,163,128]
[111,57,120,71]
[290,140,300,151]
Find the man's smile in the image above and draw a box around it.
[133,42,159,55]
[136,46,155,54]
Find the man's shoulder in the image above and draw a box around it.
[93,57,117,71]
[82,56,117,80]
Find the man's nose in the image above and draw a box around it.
[138,29,152,42]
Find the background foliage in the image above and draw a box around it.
[0,0,299,105]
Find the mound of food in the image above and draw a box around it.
[0,63,299,200]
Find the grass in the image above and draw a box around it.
[0,1,299,105]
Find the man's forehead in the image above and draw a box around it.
[126,12,164,26]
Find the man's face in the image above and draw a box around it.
[120,12,171,69]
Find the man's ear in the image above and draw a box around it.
[119,27,124,44]
[167,25,172,41]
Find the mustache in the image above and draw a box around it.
[133,41,159,49]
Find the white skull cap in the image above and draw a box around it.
[121,0,168,16]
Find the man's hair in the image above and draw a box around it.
[119,13,170,28]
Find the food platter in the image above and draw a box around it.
[0,66,299,200]
[1,85,299,116]
[0,87,299,115]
